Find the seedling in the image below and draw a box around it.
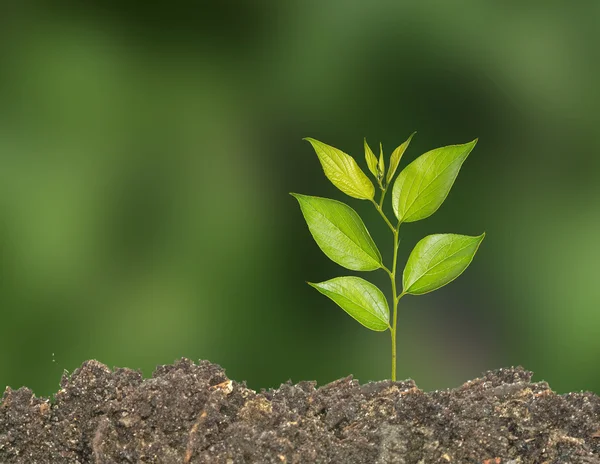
[291,134,484,380]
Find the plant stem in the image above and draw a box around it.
[381,264,393,278]
[389,226,406,381]
[378,184,387,209]
[370,199,395,233]
[372,191,405,381]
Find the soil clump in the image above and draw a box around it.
[1,359,599,463]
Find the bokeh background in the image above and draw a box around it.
[1,2,599,397]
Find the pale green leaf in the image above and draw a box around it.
[386,131,416,185]
[378,143,385,181]
[403,233,485,295]
[304,138,375,200]
[392,139,477,223]
[291,193,382,271]
[364,138,378,178]
[309,276,390,331]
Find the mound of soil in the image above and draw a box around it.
[1,359,599,463]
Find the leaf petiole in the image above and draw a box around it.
[380,264,393,278]
[370,198,396,234]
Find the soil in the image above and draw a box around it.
[1,359,599,464]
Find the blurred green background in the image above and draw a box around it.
[1,2,599,397]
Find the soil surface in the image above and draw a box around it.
[1,359,599,463]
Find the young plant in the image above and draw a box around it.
[291,134,485,380]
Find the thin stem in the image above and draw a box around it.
[371,188,406,381]
[389,225,404,381]
[370,198,395,233]
[378,184,387,209]
[380,264,393,278]
[391,292,406,381]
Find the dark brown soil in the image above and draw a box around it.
[1,359,599,463]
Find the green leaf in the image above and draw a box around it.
[378,142,385,180]
[403,233,485,295]
[392,139,477,223]
[386,131,416,185]
[304,138,375,200]
[364,138,378,178]
[291,193,382,271]
[309,276,389,331]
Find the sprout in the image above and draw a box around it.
[292,134,484,380]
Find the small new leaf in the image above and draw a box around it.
[378,142,385,180]
[364,138,378,178]
[386,131,416,185]
[291,193,382,271]
[309,277,389,331]
[392,139,477,223]
[403,233,485,295]
[305,138,375,200]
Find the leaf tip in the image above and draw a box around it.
[472,232,486,252]
[290,192,308,204]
